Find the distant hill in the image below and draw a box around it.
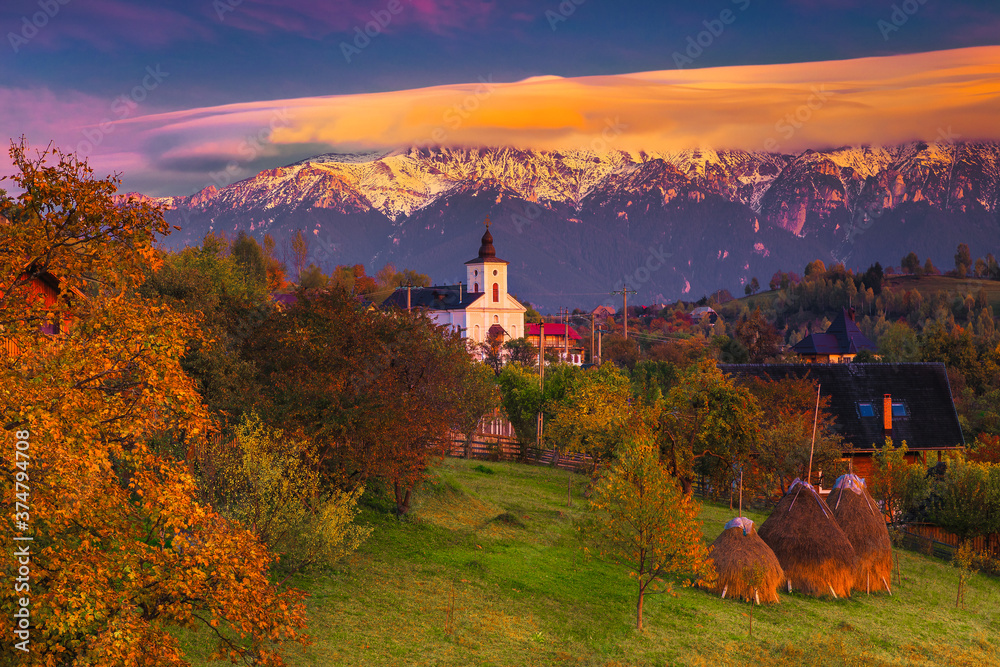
[142,142,1000,310]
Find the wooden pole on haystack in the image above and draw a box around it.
[739,468,743,519]
[807,384,821,488]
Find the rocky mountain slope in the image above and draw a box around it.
[148,142,1000,310]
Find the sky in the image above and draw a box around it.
[2,0,999,195]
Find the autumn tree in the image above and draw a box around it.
[733,307,782,363]
[206,413,371,575]
[587,436,713,631]
[290,230,308,281]
[248,289,480,514]
[263,233,288,291]
[547,364,636,471]
[0,139,306,663]
[742,376,846,497]
[652,361,760,495]
[299,263,328,289]
[454,362,501,459]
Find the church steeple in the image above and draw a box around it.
[465,215,509,298]
[477,216,496,259]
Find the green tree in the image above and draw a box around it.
[231,230,267,288]
[547,365,635,471]
[208,413,372,574]
[587,436,714,631]
[927,457,1000,546]
[454,362,501,458]
[291,230,308,281]
[877,321,920,362]
[299,263,329,289]
[955,243,972,278]
[654,361,761,495]
[734,307,781,363]
[503,337,537,366]
[901,251,920,275]
[868,439,927,523]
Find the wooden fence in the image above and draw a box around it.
[447,415,595,474]
[899,523,1000,559]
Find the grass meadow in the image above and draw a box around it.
[182,457,1000,666]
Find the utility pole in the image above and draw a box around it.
[610,284,637,339]
[596,327,609,366]
[557,307,570,362]
[537,322,545,450]
[590,312,595,366]
[406,283,412,312]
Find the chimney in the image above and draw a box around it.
[459,281,462,300]
[883,393,892,439]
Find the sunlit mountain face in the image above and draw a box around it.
[144,140,1000,309]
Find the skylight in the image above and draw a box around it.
[858,402,876,417]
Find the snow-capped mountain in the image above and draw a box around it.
[147,142,1000,309]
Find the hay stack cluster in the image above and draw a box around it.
[757,479,857,598]
[707,517,785,604]
[827,473,893,594]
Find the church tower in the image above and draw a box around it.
[465,217,508,304]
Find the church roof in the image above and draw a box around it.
[381,284,483,311]
[791,308,876,356]
[465,223,509,265]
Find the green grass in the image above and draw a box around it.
[182,459,1000,666]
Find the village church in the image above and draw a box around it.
[381,219,527,347]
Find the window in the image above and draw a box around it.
[892,403,907,417]
[858,402,876,417]
[493,315,499,324]
[474,325,480,340]
[493,269,498,276]
[492,283,499,302]
[474,282,479,292]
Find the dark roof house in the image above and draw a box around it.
[719,362,964,453]
[791,308,876,363]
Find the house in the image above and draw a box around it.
[691,306,719,325]
[719,362,965,479]
[592,305,616,320]
[791,307,876,363]
[525,323,586,365]
[381,221,527,346]
[3,270,80,356]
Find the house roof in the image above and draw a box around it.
[381,284,483,311]
[526,323,582,340]
[719,362,965,451]
[792,308,876,356]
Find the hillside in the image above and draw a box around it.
[179,458,1000,666]
[146,142,1000,311]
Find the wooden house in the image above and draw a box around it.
[720,362,965,479]
[525,323,585,366]
[791,307,876,363]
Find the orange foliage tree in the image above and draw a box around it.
[587,436,713,631]
[0,140,307,664]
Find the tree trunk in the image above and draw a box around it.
[636,583,644,631]
[464,433,474,459]
[394,480,412,515]
[680,475,693,496]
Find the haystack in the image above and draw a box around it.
[827,473,893,594]
[757,479,857,598]
[707,517,785,604]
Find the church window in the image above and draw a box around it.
[493,269,498,276]
[474,282,479,292]
[474,325,480,339]
[493,283,499,302]
[494,315,499,323]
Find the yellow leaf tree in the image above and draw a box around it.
[0,139,307,664]
[587,436,714,631]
